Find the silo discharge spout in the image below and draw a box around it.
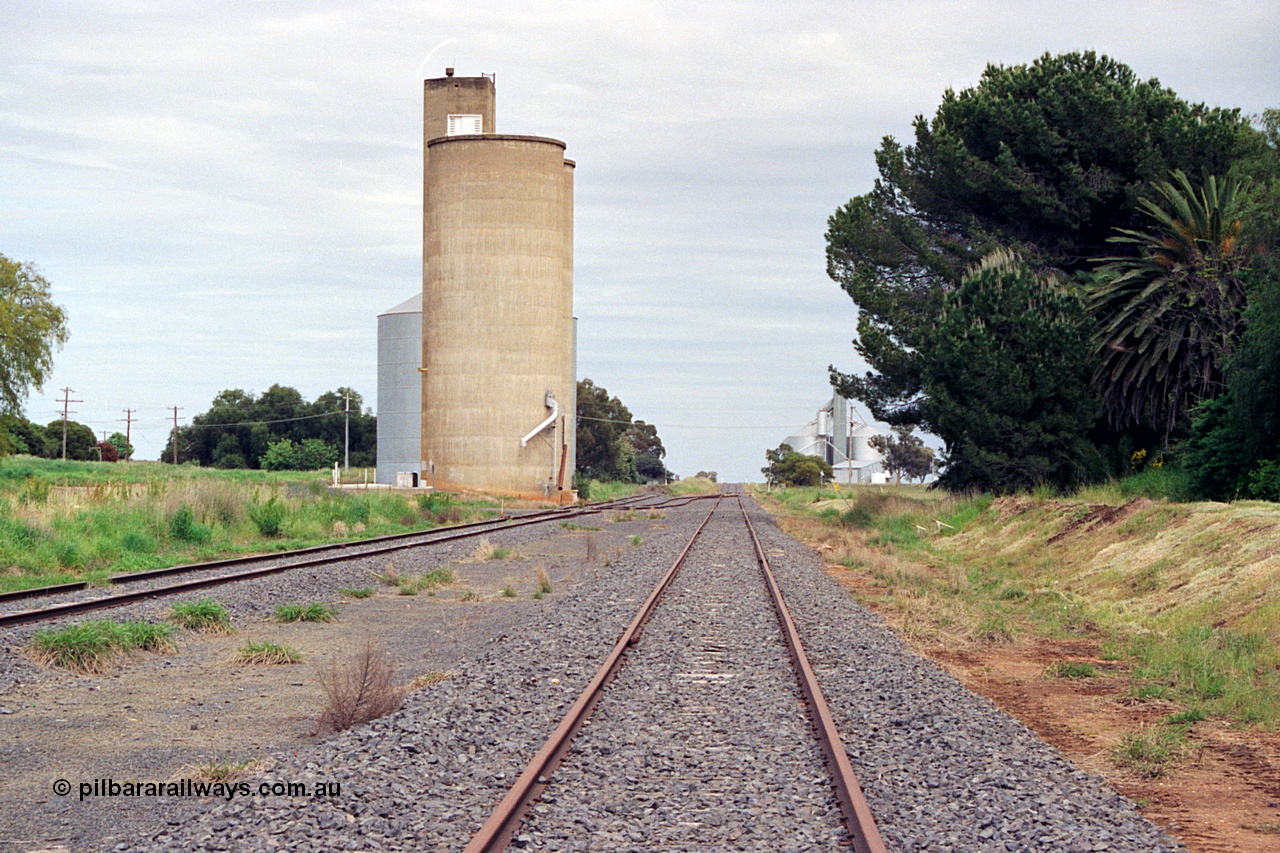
[521,391,559,447]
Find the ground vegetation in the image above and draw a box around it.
[0,456,502,594]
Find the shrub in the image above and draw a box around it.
[315,638,405,733]
[168,505,212,543]
[247,496,288,537]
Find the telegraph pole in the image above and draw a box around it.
[343,393,350,473]
[122,408,135,461]
[170,406,183,465]
[57,387,82,461]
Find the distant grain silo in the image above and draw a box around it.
[376,293,422,486]
[419,70,577,501]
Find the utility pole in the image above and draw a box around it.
[57,387,82,461]
[170,406,183,465]
[343,393,350,473]
[122,408,135,461]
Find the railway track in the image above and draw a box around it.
[462,492,887,852]
[0,492,715,629]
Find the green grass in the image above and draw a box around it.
[30,619,174,673]
[1111,726,1189,777]
[501,584,517,598]
[273,602,337,623]
[169,599,233,633]
[338,586,375,599]
[581,480,644,502]
[558,522,602,531]
[231,640,302,665]
[1046,660,1097,679]
[0,456,503,594]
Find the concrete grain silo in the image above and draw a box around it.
[376,293,422,486]
[419,70,577,501]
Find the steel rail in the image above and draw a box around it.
[0,493,677,630]
[738,495,888,853]
[0,492,674,609]
[461,496,724,853]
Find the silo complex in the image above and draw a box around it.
[420,72,577,501]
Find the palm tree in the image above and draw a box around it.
[1088,170,1252,440]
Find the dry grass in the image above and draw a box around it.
[177,757,273,784]
[372,560,399,586]
[585,533,601,563]
[231,641,302,665]
[315,637,405,733]
[471,538,516,561]
[408,670,451,691]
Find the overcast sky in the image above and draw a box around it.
[4,2,1278,481]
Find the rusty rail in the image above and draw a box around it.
[462,492,886,852]
[738,496,888,853]
[461,496,723,853]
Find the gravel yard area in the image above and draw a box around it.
[0,504,672,852]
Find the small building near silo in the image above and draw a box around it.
[376,292,422,487]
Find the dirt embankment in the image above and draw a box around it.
[770,492,1280,853]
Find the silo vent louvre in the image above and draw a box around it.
[447,114,483,135]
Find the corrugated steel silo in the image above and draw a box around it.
[376,292,422,485]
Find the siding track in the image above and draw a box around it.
[0,493,712,629]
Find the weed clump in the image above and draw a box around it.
[232,641,302,665]
[1045,660,1096,679]
[339,586,375,599]
[168,505,212,543]
[247,496,288,537]
[1111,727,1188,777]
[181,757,272,783]
[315,638,404,733]
[274,602,337,623]
[31,619,174,673]
[472,538,514,561]
[170,599,233,634]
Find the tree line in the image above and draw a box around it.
[162,385,375,470]
[826,51,1280,498]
